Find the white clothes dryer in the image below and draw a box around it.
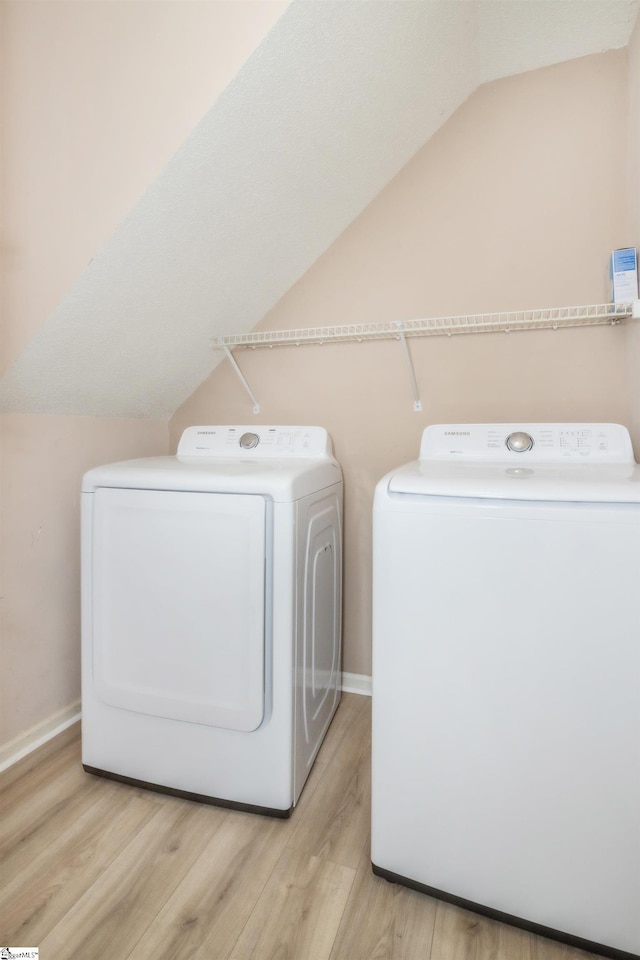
[82,425,343,817]
[372,423,640,960]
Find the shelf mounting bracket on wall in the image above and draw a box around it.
[395,324,422,412]
[222,345,260,414]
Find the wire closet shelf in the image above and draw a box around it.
[213,302,636,350]
[212,301,638,415]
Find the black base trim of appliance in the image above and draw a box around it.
[371,863,639,960]
[83,765,293,819]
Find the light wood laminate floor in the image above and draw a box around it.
[1,693,606,959]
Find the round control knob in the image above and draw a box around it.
[239,432,260,449]
[505,431,534,453]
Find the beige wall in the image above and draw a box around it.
[172,51,630,679]
[0,2,287,754]
[0,415,168,747]
[627,17,640,451]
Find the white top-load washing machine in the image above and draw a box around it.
[372,423,640,959]
[82,425,342,817]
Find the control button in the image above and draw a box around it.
[239,432,260,449]
[505,431,534,453]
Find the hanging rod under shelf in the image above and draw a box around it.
[213,301,637,349]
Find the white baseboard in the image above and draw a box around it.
[341,672,372,696]
[0,701,82,773]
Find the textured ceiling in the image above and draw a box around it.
[2,0,638,418]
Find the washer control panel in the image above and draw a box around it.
[420,423,635,463]
[177,425,333,459]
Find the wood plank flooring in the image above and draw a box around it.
[0,693,607,960]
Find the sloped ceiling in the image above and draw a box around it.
[1,0,638,419]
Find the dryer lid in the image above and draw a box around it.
[82,425,342,501]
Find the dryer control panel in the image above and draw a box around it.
[420,423,635,463]
[177,425,334,459]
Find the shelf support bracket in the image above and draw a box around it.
[222,346,260,414]
[395,325,422,412]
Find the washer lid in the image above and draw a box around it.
[387,460,640,502]
[387,423,640,502]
